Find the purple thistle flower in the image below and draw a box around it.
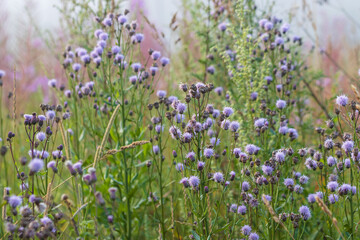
[47,160,57,173]
[175,163,184,172]
[281,23,290,33]
[204,148,214,159]
[186,152,196,162]
[264,195,272,202]
[151,51,161,60]
[338,184,352,195]
[214,87,223,96]
[152,145,160,155]
[329,194,339,204]
[131,63,141,72]
[221,120,230,130]
[189,176,200,188]
[299,175,309,185]
[133,33,144,43]
[48,79,57,88]
[294,185,304,194]
[245,144,259,155]
[250,92,258,101]
[237,205,247,215]
[223,107,234,117]
[129,75,137,85]
[229,204,237,213]
[8,196,22,208]
[352,186,357,195]
[242,181,250,192]
[342,140,354,153]
[307,194,316,203]
[229,121,240,132]
[259,19,268,27]
[157,90,167,98]
[275,151,285,163]
[213,172,224,183]
[206,66,215,74]
[336,95,348,106]
[284,178,294,187]
[299,206,311,220]
[36,132,46,142]
[160,57,170,66]
[183,132,192,143]
[262,165,273,176]
[345,158,351,168]
[46,110,56,120]
[118,15,127,24]
[276,99,286,109]
[327,156,337,167]
[288,128,298,140]
[229,171,236,181]
[102,17,112,27]
[254,118,268,128]
[275,36,284,45]
[210,137,220,146]
[111,46,121,55]
[249,232,259,240]
[28,158,44,174]
[324,139,334,149]
[169,126,181,139]
[40,216,53,225]
[197,161,205,171]
[218,22,227,31]
[279,126,288,135]
[233,148,242,158]
[241,225,252,236]
[264,21,273,31]
[99,32,109,41]
[177,103,187,114]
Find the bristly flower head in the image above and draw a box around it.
[237,205,247,215]
[8,195,22,208]
[223,107,234,117]
[254,118,268,128]
[241,225,252,236]
[0,70,5,78]
[336,95,348,107]
[28,158,44,174]
[342,140,354,153]
[180,177,190,188]
[189,176,200,188]
[276,99,286,109]
[157,90,167,98]
[299,205,311,220]
[204,148,214,159]
[213,172,224,183]
[249,232,259,240]
[36,132,46,142]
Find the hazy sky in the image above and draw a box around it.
[3,0,360,48]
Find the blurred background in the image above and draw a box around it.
[1,0,360,113]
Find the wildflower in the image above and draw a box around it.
[118,15,127,24]
[254,118,268,128]
[275,151,285,163]
[250,92,258,101]
[183,132,192,143]
[229,171,236,181]
[160,57,170,66]
[204,148,214,159]
[237,205,247,215]
[214,87,223,95]
[263,195,272,202]
[307,194,316,203]
[95,192,105,205]
[153,145,160,155]
[133,33,144,43]
[299,175,309,184]
[327,156,337,167]
[229,204,237,213]
[48,79,57,88]
[102,17,112,27]
[288,128,298,140]
[279,126,288,135]
[210,137,220,146]
[275,36,284,45]
[35,132,47,142]
[186,152,196,162]
[264,21,273,31]
[8,196,22,208]
[169,126,181,139]
[324,139,334,149]
[221,120,230,130]
[249,232,259,240]
[281,23,290,33]
[338,184,351,195]
[46,110,56,120]
[177,103,187,114]
[233,148,242,158]
[229,121,240,132]
[157,90,167,98]
[284,178,294,187]
[213,172,224,183]
[342,140,354,153]
[28,158,44,174]
[218,22,227,31]
[180,178,190,188]
[223,107,234,117]
[151,51,161,60]
[112,46,121,55]
[175,163,184,172]
[108,187,117,200]
[329,194,339,204]
[299,206,311,220]
[131,62,141,72]
[241,225,252,236]
[262,165,273,176]
[245,144,259,155]
[352,186,357,195]
[206,66,215,74]
[197,161,205,171]
[41,216,53,226]
[294,185,304,194]
[47,160,57,173]
[276,99,286,109]
[336,95,348,106]
[345,158,351,168]
[242,181,250,192]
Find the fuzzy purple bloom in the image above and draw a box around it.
[204,148,214,159]
[336,95,348,106]
[213,172,224,183]
[276,99,286,109]
[189,176,200,188]
[299,206,311,220]
[223,107,234,117]
[237,205,247,215]
[8,196,22,208]
[241,225,252,236]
